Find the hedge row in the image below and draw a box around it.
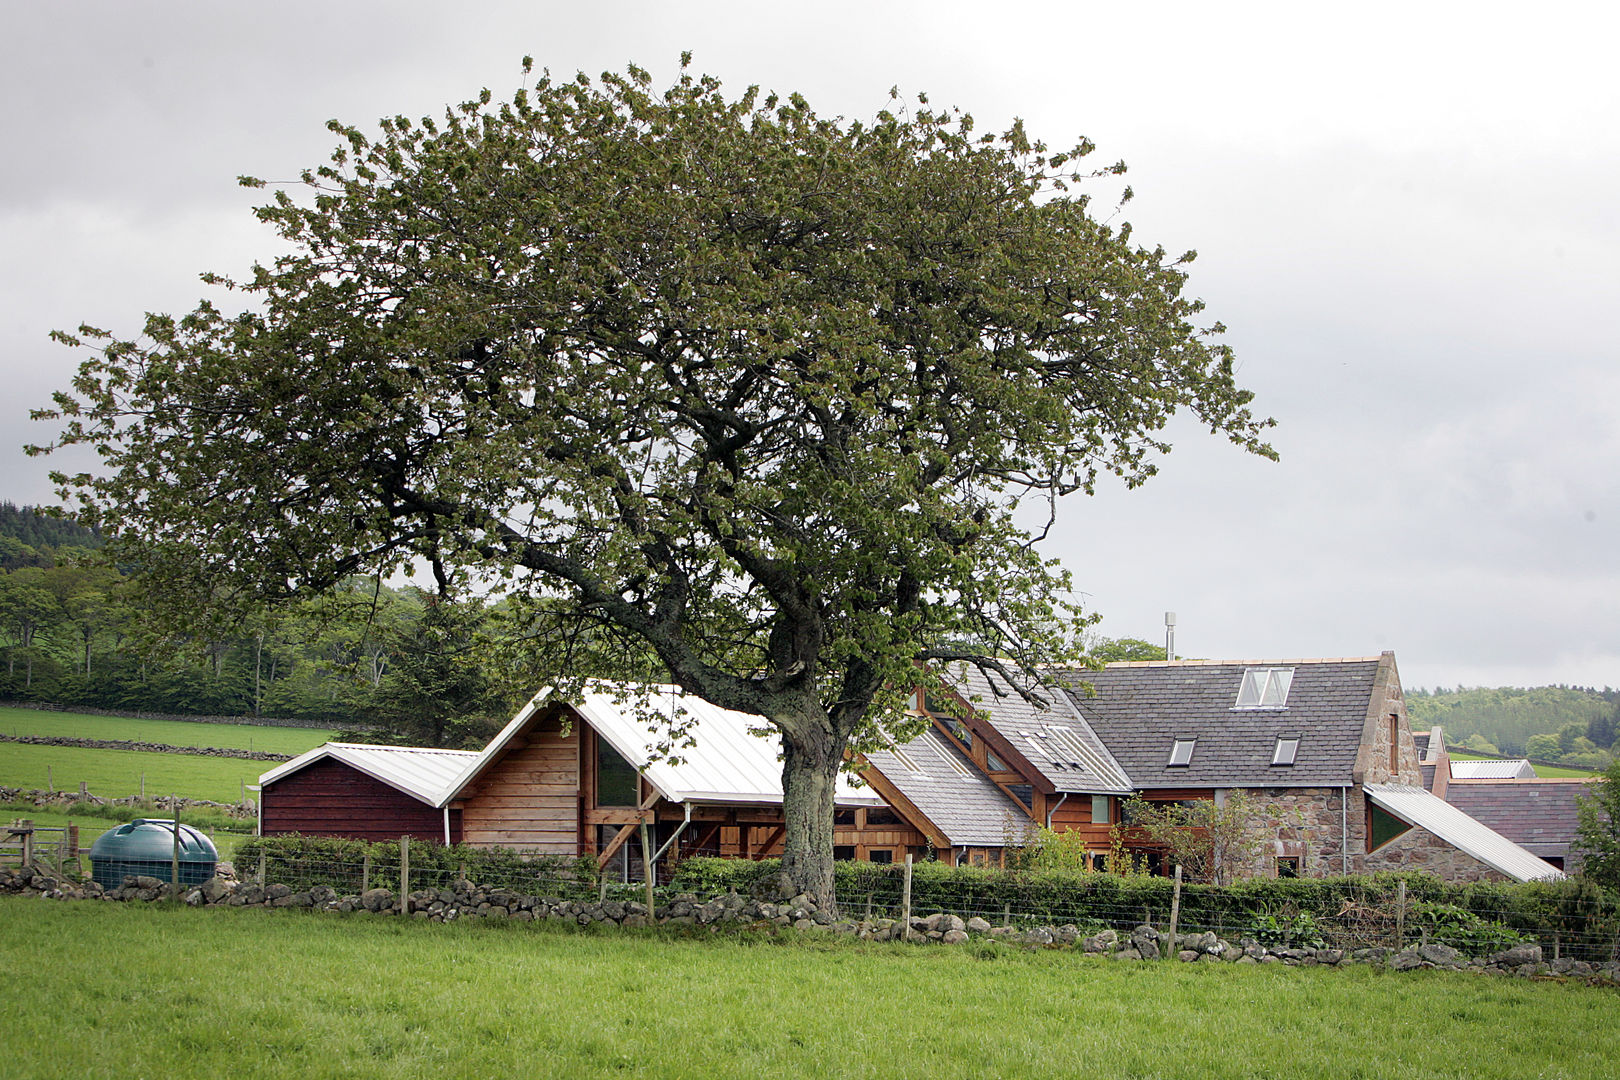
[232,835,600,898]
[668,859,1620,959]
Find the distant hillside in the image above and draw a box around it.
[0,502,102,559]
[1407,684,1618,766]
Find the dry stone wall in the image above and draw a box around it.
[2,863,1609,982]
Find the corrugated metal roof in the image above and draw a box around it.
[444,683,883,808]
[863,728,1030,847]
[1450,759,1538,780]
[943,664,1133,794]
[259,743,480,805]
[1364,783,1565,882]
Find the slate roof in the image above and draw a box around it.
[941,663,1133,794]
[1052,657,1384,789]
[1366,783,1564,881]
[862,728,1030,847]
[1443,779,1593,861]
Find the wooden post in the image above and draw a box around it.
[47,765,52,794]
[399,836,411,902]
[1167,864,1182,960]
[170,804,182,903]
[257,851,267,886]
[1394,879,1406,952]
[140,772,145,800]
[1003,902,1011,928]
[67,823,79,876]
[900,853,914,936]
[20,820,32,867]
[362,850,372,893]
[640,821,655,916]
[79,781,88,799]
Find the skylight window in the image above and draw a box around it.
[1271,736,1301,766]
[1235,668,1295,709]
[1168,738,1196,767]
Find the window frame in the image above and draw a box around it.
[1271,735,1301,767]
[1234,667,1295,710]
[1167,738,1197,767]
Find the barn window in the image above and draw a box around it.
[1168,738,1196,767]
[867,849,895,864]
[865,806,901,827]
[1271,736,1300,766]
[1276,856,1301,878]
[596,740,639,807]
[1235,668,1294,709]
[833,845,855,861]
[1369,803,1413,851]
[1091,795,1112,824]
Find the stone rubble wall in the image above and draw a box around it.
[0,734,291,761]
[2,863,1611,983]
[0,785,255,818]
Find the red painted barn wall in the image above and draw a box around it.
[261,757,456,842]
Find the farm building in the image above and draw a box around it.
[256,743,479,843]
[259,653,1566,884]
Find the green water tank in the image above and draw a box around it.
[89,819,218,888]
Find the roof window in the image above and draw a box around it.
[1167,738,1196,767]
[1235,668,1294,709]
[1271,736,1300,766]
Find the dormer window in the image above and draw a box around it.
[1168,738,1196,767]
[1271,735,1300,766]
[1235,668,1294,709]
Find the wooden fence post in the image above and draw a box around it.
[1167,864,1182,960]
[1394,879,1407,952]
[640,821,655,916]
[170,804,182,903]
[399,836,411,902]
[257,851,267,887]
[362,850,372,893]
[20,820,32,867]
[66,823,79,877]
[900,854,914,937]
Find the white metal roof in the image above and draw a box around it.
[1449,759,1538,780]
[1364,783,1565,882]
[442,682,884,808]
[259,742,481,805]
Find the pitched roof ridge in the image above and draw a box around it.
[1098,656,1384,668]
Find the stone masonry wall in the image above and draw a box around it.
[1232,787,1358,879]
[1364,822,1511,883]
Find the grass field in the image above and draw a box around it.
[0,741,269,803]
[0,705,336,755]
[1,898,1615,1080]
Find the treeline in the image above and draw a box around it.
[0,506,528,747]
[1408,685,1620,768]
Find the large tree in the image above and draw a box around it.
[37,59,1273,903]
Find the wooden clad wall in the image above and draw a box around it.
[262,757,449,842]
[458,711,580,853]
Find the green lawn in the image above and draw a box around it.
[0,705,335,755]
[0,741,269,803]
[1,898,1615,1080]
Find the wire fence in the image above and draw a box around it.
[213,840,1620,963]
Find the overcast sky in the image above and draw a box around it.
[4,1,1615,691]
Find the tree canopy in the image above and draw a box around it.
[36,59,1273,901]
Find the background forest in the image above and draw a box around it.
[2,503,1615,766]
[0,503,522,748]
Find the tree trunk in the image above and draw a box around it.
[777,726,843,912]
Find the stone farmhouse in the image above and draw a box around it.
[257,651,1563,884]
